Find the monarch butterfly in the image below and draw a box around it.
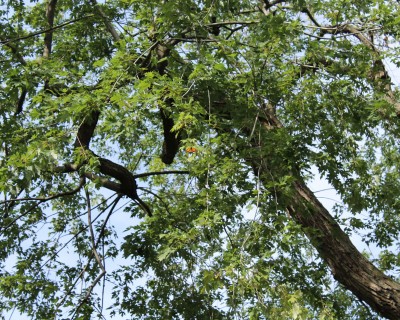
[186,147,197,153]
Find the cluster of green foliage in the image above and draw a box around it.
[1,0,400,319]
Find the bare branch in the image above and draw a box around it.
[40,193,118,270]
[0,15,94,45]
[86,189,106,273]
[133,170,190,179]
[55,253,95,316]
[95,195,122,247]
[69,190,107,318]
[301,7,321,28]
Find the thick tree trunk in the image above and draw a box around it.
[287,180,400,319]
[254,109,400,319]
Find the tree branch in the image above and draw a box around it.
[301,7,321,28]
[95,195,122,247]
[137,187,172,216]
[0,15,94,45]
[0,38,27,65]
[312,24,400,116]
[86,188,106,275]
[43,0,58,58]
[133,170,190,179]
[1,177,85,231]
[209,95,400,318]
[74,110,101,149]
[40,194,118,270]
[0,177,85,205]
[89,0,120,42]
[255,105,400,319]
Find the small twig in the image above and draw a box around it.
[132,153,143,172]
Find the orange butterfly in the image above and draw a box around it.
[186,147,197,153]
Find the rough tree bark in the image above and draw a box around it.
[250,106,400,319]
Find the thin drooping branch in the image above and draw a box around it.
[86,188,106,272]
[40,194,118,271]
[56,253,95,316]
[52,196,118,315]
[95,194,122,247]
[137,186,172,216]
[71,189,107,318]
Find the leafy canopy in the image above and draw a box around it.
[1,0,400,319]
